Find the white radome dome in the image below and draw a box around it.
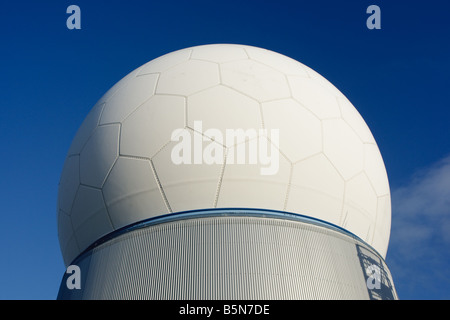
[57,44,391,266]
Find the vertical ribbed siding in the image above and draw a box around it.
[59,216,395,300]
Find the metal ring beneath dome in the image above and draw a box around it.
[71,207,384,266]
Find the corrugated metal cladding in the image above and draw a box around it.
[58,216,397,300]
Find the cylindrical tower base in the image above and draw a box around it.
[57,209,397,300]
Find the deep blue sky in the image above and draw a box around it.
[0,0,449,300]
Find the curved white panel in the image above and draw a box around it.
[58,44,392,264]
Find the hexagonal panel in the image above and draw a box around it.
[152,133,224,213]
[377,194,391,237]
[71,185,113,253]
[103,156,168,229]
[57,210,75,259]
[58,210,72,242]
[156,60,220,96]
[338,96,375,144]
[58,155,80,214]
[121,95,185,159]
[97,66,144,105]
[217,136,290,211]
[342,209,372,244]
[323,119,364,180]
[67,102,105,156]
[371,230,388,259]
[342,172,378,241]
[303,64,346,99]
[80,124,120,188]
[364,144,390,197]
[61,233,80,267]
[138,48,192,76]
[187,85,262,143]
[262,99,322,163]
[345,172,378,219]
[373,194,391,257]
[100,73,159,125]
[288,76,341,119]
[221,59,291,102]
[191,44,248,63]
[244,46,309,77]
[287,153,345,225]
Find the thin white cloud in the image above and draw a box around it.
[388,155,450,298]
[392,155,450,241]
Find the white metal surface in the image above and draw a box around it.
[58,44,391,265]
[57,215,397,300]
